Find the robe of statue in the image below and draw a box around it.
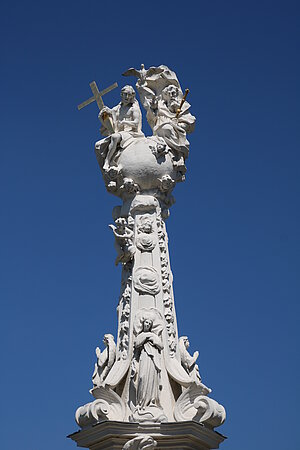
[146,99,195,159]
[135,331,163,409]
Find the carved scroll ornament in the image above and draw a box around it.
[174,384,226,428]
[75,386,126,428]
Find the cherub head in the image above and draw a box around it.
[103,333,115,346]
[115,217,127,232]
[138,215,153,233]
[180,336,190,349]
[160,174,174,192]
[122,177,138,194]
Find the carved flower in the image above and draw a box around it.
[136,233,156,252]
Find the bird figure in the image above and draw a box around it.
[122,64,164,85]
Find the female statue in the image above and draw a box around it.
[132,310,164,410]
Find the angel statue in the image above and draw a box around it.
[92,334,116,387]
[109,217,136,265]
[95,85,144,172]
[179,336,202,385]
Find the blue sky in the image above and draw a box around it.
[1,1,299,449]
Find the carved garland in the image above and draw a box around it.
[157,216,177,357]
[117,263,132,360]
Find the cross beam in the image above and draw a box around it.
[77,81,118,134]
[77,81,118,111]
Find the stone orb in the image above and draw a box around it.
[118,138,176,191]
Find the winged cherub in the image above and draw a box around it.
[122,64,164,86]
[109,217,135,265]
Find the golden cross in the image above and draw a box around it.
[77,81,118,134]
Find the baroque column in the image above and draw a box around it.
[69,65,226,450]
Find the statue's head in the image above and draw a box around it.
[115,217,127,231]
[180,336,189,349]
[122,177,138,194]
[162,84,179,103]
[121,85,136,105]
[160,174,174,192]
[134,308,164,336]
[143,318,153,332]
[103,333,114,345]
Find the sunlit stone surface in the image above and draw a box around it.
[70,65,226,450]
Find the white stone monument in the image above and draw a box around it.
[69,65,226,449]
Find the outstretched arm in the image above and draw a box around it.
[111,228,133,240]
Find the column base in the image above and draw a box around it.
[68,420,226,449]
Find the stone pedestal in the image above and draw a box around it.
[68,420,226,449]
